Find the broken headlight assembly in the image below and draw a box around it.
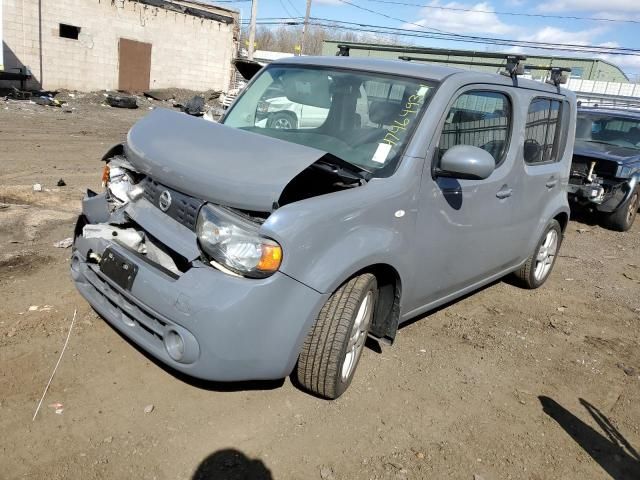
[102,158,143,206]
[196,204,282,278]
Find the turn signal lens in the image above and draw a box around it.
[257,244,282,272]
[101,165,110,187]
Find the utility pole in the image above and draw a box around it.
[300,0,312,56]
[247,0,258,60]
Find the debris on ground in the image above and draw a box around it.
[617,363,637,376]
[34,95,62,107]
[48,403,64,415]
[181,95,205,116]
[56,179,66,187]
[143,404,154,414]
[576,228,590,234]
[53,237,73,249]
[143,89,175,102]
[32,183,43,192]
[105,94,138,109]
[319,465,336,480]
[28,306,39,311]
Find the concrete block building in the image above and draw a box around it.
[1,0,238,92]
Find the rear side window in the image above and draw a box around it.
[438,91,511,166]
[524,98,562,164]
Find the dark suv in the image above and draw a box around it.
[569,108,640,231]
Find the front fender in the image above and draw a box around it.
[598,173,640,213]
[260,168,421,298]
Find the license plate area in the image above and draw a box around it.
[100,248,138,291]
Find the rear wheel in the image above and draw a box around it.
[295,273,377,399]
[514,219,562,289]
[604,188,639,232]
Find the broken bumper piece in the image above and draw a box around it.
[70,192,327,382]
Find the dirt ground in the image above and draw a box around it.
[1,96,639,480]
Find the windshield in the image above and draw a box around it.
[222,65,435,173]
[576,112,640,150]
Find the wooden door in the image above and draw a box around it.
[118,38,152,92]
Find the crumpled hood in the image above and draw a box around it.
[574,140,640,165]
[125,108,326,211]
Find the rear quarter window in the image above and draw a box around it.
[524,97,563,164]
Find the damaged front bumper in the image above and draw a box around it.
[71,192,327,382]
[567,180,629,213]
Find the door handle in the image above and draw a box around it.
[496,188,513,199]
[546,177,558,188]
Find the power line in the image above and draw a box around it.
[244,17,640,56]
[285,0,303,17]
[278,0,295,18]
[359,0,640,25]
[249,17,640,54]
[330,0,640,54]
[336,0,450,34]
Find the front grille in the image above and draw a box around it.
[84,265,168,348]
[142,178,203,230]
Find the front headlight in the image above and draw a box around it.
[196,204,282,278]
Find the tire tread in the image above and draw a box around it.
[296,274,376,399]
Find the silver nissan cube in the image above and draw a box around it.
[71,55,576,398]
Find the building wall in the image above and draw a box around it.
[321,41,629,83]
[2,0,237,91]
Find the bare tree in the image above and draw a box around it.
[240,24,405,56]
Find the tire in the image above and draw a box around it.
[514,219,562,289]
[295,273,377,399]
[603,188,639,232]
[267,111,297,129]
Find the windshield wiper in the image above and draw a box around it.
[314,153,372,184]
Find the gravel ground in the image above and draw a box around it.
[1,97,639,480]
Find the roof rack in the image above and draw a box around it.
[399,54,525,78]
[336,43,571,87]
[523,65,572,87]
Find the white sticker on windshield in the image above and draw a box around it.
[417,85,429,97]
[372,143,392,164]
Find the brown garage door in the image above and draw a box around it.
[118,38,152,92]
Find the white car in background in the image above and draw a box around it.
[257,88,330,129]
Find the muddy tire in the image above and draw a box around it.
[267,111,297,129]
[295,274,377,399]
[604,188,639,232]
[514,219,562,289]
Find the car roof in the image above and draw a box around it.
[578,107,640,119]
[270,56,571,96]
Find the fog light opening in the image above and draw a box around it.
[165,330,185,362]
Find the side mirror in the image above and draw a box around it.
[437,145,495,180]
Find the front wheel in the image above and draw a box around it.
[604,188,639,232]
[514,219,562,289]
[295,274,377,399]
[267,111,297,129]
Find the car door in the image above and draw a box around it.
[406,87,522,312]
[511,96,568,249]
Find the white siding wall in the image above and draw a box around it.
[2,0,236,91]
